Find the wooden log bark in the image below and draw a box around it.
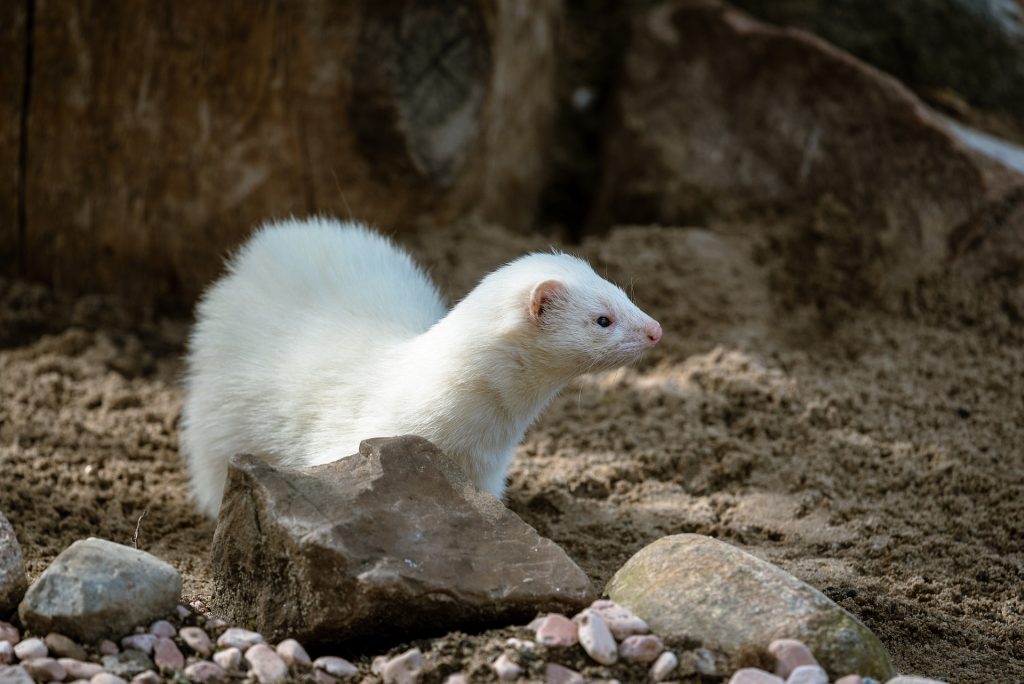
[0,1,25,272]
[22,1,558,305]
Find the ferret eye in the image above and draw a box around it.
[596,316,612,327]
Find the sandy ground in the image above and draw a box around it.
[1,220,1022,681]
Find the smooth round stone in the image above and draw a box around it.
[314,671,339,684]
[179,627,212,657]
[148,621,176,639]
[46,632,87,660]
[130,671,160,684]
[504,637,535,651]
[98,641,119,656]
[836,676,864,684]
[313,656,357,678]
[175,605,191,621]
[91,674,129,684]
[217,628,263,651]
[769,639,818,679]
[545,662,585,684]
[153,637,184,672]
[587,600,649,640]
[0,641,13,665]
[729,668,785,684]
[204,618,228,633]
[650,651,679,682]
[443,674,469,684]
[788,665,829,684]
[381,648,423,684]
[0,665,33,684]
[535,614,578,647]
[577,609,617,666]
[120,634,157,655]
[59,658,104,679]
[618,634,664,663]
[0,622,19,646]
[212,647,242,671]
[183,660,228,683]
[244,643,288,684]
[277,639,312,667]
[491,654,522,682]
[21,656,66,681]
[13,637,47,660]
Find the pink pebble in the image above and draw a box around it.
[13,637,47,660]
[586,600,649,640]
[313,656,357,678]
[245,643,289,683]
[58,658,104,679]
[204,618,228,632]
[443,675,469,684]
[618,634,664,663]
[835,676,864,684]
[92,674,129,684]
[217,627,263,651]
[130,671,161,684]
[577,609,617,666]
[121,634,157,655]
[98,640,119,656]
[650,651,679,682]
[277,639,312,667]
[768,639,818,679]
[545,662,585,684]
[787,664,829,684]
[179,627,212,657]
[381,648,423,684]
[21,657,66,681]
[491,654,522,682]
[0,622,20,646]
[0,642,12,665]
[314,670,339,684]
[535,613,579,647]
[213,647,242,671]
[183,661,227,683]
[729,668,785,684]
[154,637,185,672]
[149,620,176,639]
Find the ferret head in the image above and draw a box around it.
[485,253,662,375]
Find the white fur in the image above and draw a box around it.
[181,217,661,516]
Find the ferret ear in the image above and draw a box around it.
[529,279,566,322]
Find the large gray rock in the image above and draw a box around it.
[19,538,182,642]
[211,436,596,645]
[0,512,26,616]
[606,534,894,681]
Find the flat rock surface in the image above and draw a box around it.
[0,511,26,615]
[18,538,182,642]
[211,436,596,644]
[607,534,894,680]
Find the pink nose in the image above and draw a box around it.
[646,321,662,345]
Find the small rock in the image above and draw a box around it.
[183,661,227,683]
[148,620,176,638]
[179,627,212,657]
[153,637,184,672]
[100,650,154,678]
[21,657,67,682]
[277,639,312,667]
[694,647,717,676]
[0,623,20,646]
[443,675,469,684]
[371,655,388,675]
[769,639,818,679]
[545,662,585,684]
[835,677,864,684]
[618,634,663,663]
[0,665,33,684]
[13,637,47,660]
[120,635,157,655]
[58,658,104,679]
[45,633,87,661]
[525,617,545,631]
[129,671,160,684]
[0,641,12,665]
[314,671,339,684]
[491,654,522,682]
[729,669,785,684]
[577,609,617,665]
[650,651,678,682]
[504,637,535,651]
[217,628,263,651]
[788,665,829,684]
[535,613,578,647]
[381,648,423,684]
[885,678,948,684]
[212,647,242,671]
[92,674,129,684]
[175,605,191,621]
[587,600,649,639]
[244,643,288,683]
[98,641,118,656]
[313,656,357,678]
[18,538,182,643]
[0,512,28,615]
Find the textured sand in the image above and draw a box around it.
[1,220,1021,681]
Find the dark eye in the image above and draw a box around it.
[596,316,612,327]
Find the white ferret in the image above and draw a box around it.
[181,217,662,517]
